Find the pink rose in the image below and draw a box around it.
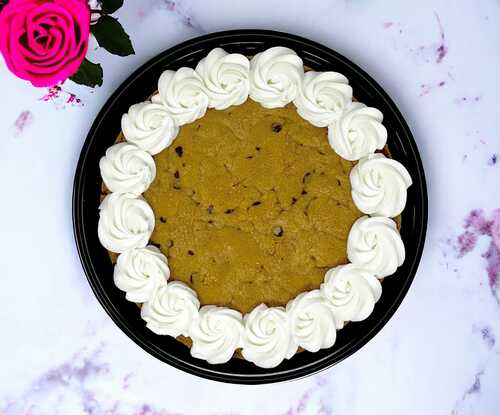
[0,0,90,87]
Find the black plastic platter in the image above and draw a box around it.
[73,30,427,384]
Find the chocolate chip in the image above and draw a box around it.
[188,250,195,256]
[252,201,261,206]
[208,220,213,224]
[246,155,253,159]
[175,146,183,157]
[174,170,180,179]
[255,146,261,151]
[271,122,282,133]
[225,208,234,214]
[336,179,341,186]
[272,226,284,237]
[160,217,166,223]
[291,197,297,205]
[301,190,307,195]
[302,172,311,184]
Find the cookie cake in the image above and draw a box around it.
[97,46,412,368]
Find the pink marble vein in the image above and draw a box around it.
[472,324,496,349]
[455,209,500,304]
[0,346,109,415]
[451,370,485,414]
[158,0,204,32]
[0,345,184,415]
[282,375,330,414]
[419,80,446,96]
[13,110,33,136]
[434,12,448,63]
[390,13,448,65]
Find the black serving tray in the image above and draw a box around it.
[73,30,427,384]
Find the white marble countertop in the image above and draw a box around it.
[1,0,499,413]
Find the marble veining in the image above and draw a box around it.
[455,209,500,304]
[12,110,33,137]
[1,0,499,414]
[434,12,448,64]
[472,324,496,349]
[451,369,484,415]
[160,0,203,31]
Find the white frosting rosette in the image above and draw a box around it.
[241,304,298,368]
[347,216,405,278]
[141,281,200,337]
[328,102,387,161]
[99,143,156,195]
[320,264,382,328]
[286,290,337,352]
[98,193,155,253]
[293,71,353,127]
[249,46,304,108]
[121,101,179,155]
[113,246,169,303]
[350,153,412,217]
[156,67,209,126]
[195,48,250,110]
[190,305,244,364]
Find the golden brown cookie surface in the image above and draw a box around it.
[144,100,362,314]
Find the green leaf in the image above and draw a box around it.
[91,15,135,57]
[0,0,8,13]
[100,0,124,14]
[70,58,103,87]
